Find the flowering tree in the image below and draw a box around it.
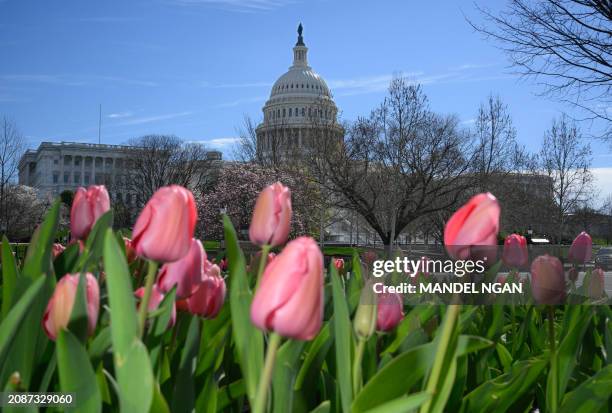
[198,163,319,241]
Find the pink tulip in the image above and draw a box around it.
[251,236,323,340]
[444,193,500,260]
[588,268,604,299]
[135,285,176,328]
[219,257,228,272]
[502,234,528,268]
[52,243,65,259]
[334,258,345,271]
[184,272,226,318]
[132,185,197,262]
[249,182,292,247]
[70,185,110,240]
[531,255,566,305]
[157,238,205,299]
[42,273,99,341]
[568,232,592,264]
[376,292,404,332]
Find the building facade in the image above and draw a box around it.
[256,24,343,160]
[19,141,139,203]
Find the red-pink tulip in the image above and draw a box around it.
[70,185,110,240]
[568,231,592,264]
[52,243,65,259]
[251,236,323,340]
[157,238,205,299]
[334,258,345,271]
[249,182,292,247]
[185,271,226,318]
[444,193,500,260]
[135,285,176,328]
[132,185,197,262]
[42,273,99,341]
[588,268,604,299]
[530,255,566,305]
[502,234,528,268]
[376,292,404,332]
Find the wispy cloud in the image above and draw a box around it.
[68,16,140,23]
[190,137,240,148]
[114,111,194,126]
[167,0,295,12]
[0,74,158,87]
[107,111,134,119]
[215,95,267,108]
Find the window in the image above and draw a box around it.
[296,107,299,116]
[74,172,80,184]
[289,108,292,117]
[63,173,69,184]
[54,159,58,165]
[301,84,304,88]
[301,108,305,116]
[53,173,59,184]
[283,108,286,117]
[84,173,90,185]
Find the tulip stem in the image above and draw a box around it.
[352,337,366,395]
[253,332,281,413]
[548,306,558,413]
[138,260,159,338]
[255,244,270,290]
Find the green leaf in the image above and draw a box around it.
[150,382,171,413]
[103,229,153,413]
[53,242,80,277]
[495,343,513,372]
[67,272,90,342]
[460,357,547,413]
[295,323,332,390]
[272,339,305,413]
[171,315,201,413]
[195,375,218,413]
[353,336,491,413]
[224,215,263,405]
[310,400,331,413]
[22,200,60,281]
[0,276,45,369]
[75,210,114,272]
[559,364,612,413]
[331,265,353,413]
[56,329,102,413]
[364,392,431,413]
[420,304,461,413]
[1,236,19,320]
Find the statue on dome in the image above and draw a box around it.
[296,23,305,46]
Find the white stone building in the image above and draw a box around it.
[19,141,139,203]
[256,24,343,160]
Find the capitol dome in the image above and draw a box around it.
[256,24,342,161]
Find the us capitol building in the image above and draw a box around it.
[256,24,343,160]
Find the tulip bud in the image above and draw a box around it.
[70,186,110,240]
[249,182,292,247]
[353,282,377,340]
[132,185,197,262]
[123,237,136,263]
[334,258,345,271]
[376,292,404,332]
[588,268,604,299]
[444,193,500,260]
[185,272,226,318]
[52,243,65,259]
[157,238,205,299]
[135,285,176,328]
[502,234,528,268]
[251,236,323,340]
[567,267,578,283]
[42,273,100,341]
[530,255,566,305]
[568,231,592,264]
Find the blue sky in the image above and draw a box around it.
[0,0,610,197]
